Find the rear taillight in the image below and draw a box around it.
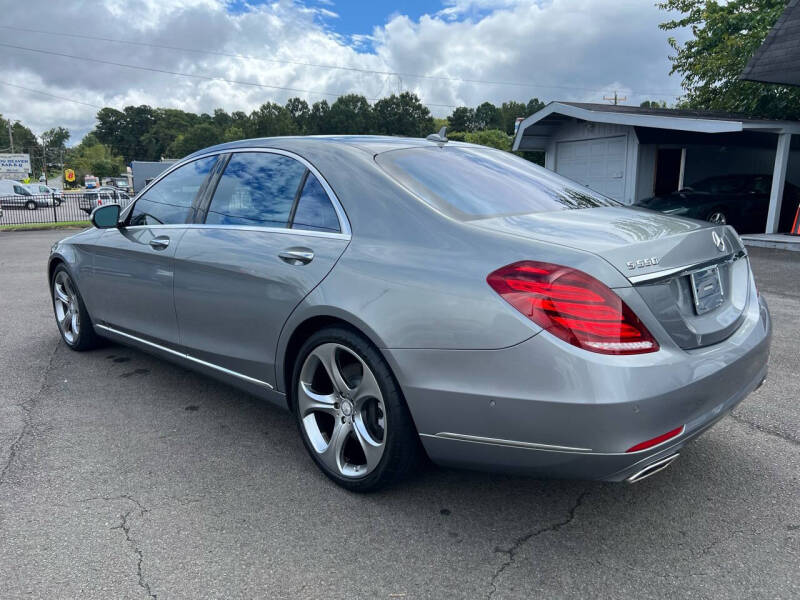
[487,261,659,355]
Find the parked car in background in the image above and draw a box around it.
[49,136,771,492]
[85,175,99,189]
[79,186,131,214]
[635,174,800,234]
[110,176,131,194]
[24,183,62,205]
[0,179,55,210]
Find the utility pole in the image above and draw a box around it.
[42,141,48,185]
[603,91,627,105]
[7,120,13,153]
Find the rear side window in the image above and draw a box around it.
[206,152,306,227]
[129,156,217,226]
[376,146,618,220]
[291,173,340,233]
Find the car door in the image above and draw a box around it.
[173,150,350,387]
[90,156,218,346]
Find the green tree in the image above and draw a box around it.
[223,126,245,142]
[285,97,311,134]
[140,108,198,159]
[639,100,669,109]
[474,101,502,130]
[168,123,223,157]
[659,0,800,119]
[463,129,512,151]
[373,92,434,137]
[327,94,373,134]
[447,106,476,132]
[498,101,528,135]
[526,98,545,115]
[247,102,297,138]
[41,126,70,149]
[94,105,158,162]
[64,133,125,184]
[308,100,331,134]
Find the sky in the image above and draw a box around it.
[0,0,690,145]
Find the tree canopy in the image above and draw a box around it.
[659,0,800,119]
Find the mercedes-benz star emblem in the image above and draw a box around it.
[712,231,726,253]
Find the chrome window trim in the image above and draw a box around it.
[628,250,746,285]
[123,147,352,236]
[95,324,274,390]
[119,222,350,241]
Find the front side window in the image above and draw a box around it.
[376,146,619,220]
[291,173,340,233]
[128,156,217,226]
[206,153,306,227]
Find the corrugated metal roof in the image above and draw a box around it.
[741,0,800,86]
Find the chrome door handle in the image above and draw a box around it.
[149,236,170,249]
[278,248,314,265]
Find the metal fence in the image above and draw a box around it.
[0,192,133,226]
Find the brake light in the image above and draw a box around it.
[487,261,659,355]
[626,426,684,452]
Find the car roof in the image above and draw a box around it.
[186,135,482,160]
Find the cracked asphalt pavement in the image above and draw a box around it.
[1,230,798,599]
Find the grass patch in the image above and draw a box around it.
[0,220,90,232]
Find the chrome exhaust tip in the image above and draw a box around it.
[626,453,680,484]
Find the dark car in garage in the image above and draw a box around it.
[635,174,800,234]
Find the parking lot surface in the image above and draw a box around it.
[0,229,798,599]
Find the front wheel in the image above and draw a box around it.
[291,327,421,492]
[51,266,103,351]
[25,200,36,210]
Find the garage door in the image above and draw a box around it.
[555,136,627,201]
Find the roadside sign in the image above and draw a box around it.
[65,168,75,182]
[0,153,31,175]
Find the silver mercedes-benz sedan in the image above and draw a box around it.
[48,135,771,491]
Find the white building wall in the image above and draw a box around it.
[635,144,657,201]
[543,121,639,204]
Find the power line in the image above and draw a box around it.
[0,81,103,109]
[0,24,683,99]
[0,42,459,109]
[0,42,353,98]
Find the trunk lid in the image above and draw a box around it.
[471,206,750,350]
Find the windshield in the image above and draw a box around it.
[375,145,619,220]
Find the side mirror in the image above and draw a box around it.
[91,203,121,229]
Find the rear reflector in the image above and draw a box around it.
[487,261,659,355]
[626,426,684,453]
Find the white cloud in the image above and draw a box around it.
[0,0,687,144]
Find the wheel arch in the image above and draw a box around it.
[277,309,387,401]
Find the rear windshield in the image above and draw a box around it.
[375,145,619,220]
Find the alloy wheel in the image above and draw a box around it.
[53,271,80,344]
[298,343,387,478]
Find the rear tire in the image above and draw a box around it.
[50,265,104,351]
[291,326,421,492]
[25,200,36,210]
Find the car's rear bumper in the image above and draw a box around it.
[384,293,771,481]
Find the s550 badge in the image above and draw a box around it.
[626,257,660,270]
